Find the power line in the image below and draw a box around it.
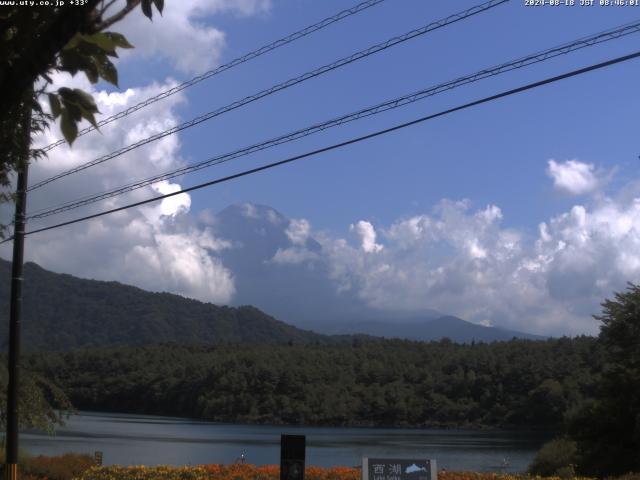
[28,0,509,192]
[11,49,640,242]
[26,19,640,221]
[40,0,389,154]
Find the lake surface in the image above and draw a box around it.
[21,412,551,473]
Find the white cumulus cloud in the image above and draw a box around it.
[271,247,318,265]
[313,191,640,336]
[112,0,271,74]
[285,218,311,246]
[350,220,383,253]
[152,180,192,217]
[0,73,235,305]
[546,159,599,195]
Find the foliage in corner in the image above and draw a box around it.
[528,437,578,478]
[0,0,164,227]
[0,366,74,433]
[48,30,136,144]
[568,283,640,477]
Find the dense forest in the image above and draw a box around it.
[0,260,338,350]
[26,336,601,429]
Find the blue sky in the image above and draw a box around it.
[143,0,639,234]
[4,0,640,335]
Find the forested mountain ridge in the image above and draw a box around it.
[26,337,602,429]
[0,259,332,350]
[0,258,545,350]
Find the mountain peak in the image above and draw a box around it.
[218,203,287,225]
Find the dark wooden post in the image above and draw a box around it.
[4,87,32,480]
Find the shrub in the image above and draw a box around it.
[75,464,362,480]
[605,474,640,480]
[529,438,578,478]
[77,465,211,480]
[24,453,95,480]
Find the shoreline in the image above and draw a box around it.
[63,409,559,433]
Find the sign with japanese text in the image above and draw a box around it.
[362,458,436,480]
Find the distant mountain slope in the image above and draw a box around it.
[426,315,546,342]
[326,315,545,342]
[208,204,541,342]
[0,259,330,351]
[211,203,444,327]
[0,258,544,350]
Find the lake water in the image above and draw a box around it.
[21,412,551,473]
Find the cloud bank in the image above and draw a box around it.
[1,0,278,302]
[267,164,640,336]
[1,72,235,305]
[113,0,272,74]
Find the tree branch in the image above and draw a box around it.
[94,0,141,32]
[100,0,119,17]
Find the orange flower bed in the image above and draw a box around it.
[74,463,600,480]
[202,464,360,480]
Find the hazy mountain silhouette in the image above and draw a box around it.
[324,315,545,342]
[210,203,442,329]
[0,203,545,349]
[207,203,543,341]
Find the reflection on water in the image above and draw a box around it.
[21,412,552,472]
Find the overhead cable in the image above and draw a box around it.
[11,49,639,242]
[40,0,390,153]
[29,0,509,192]
[26,19,640,220]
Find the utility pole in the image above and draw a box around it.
[5,88,32,480]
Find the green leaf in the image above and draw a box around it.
[81,56,101,84]
[71,89,99,114]
[79,55,100,83]
[59,48,99,84]
[63,33,82,50]
[60,110,78,146]
[57,89,101,132]
[96,57,118,87]
[80,110,100,130]
[152,0,164,15]
[57,87,73,100]
[81,32,117,54]
[59,50,82,76]
[84,63,100,83]
[141,0,153,19]
[66,103,82,122]
[48,94,61,118]
[61,37,121,84]
[104,32,134,49]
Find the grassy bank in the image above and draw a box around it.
[8,456,639,480]
[73,465,596,480]
[9,460,597,480]
[72,464,606,480]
